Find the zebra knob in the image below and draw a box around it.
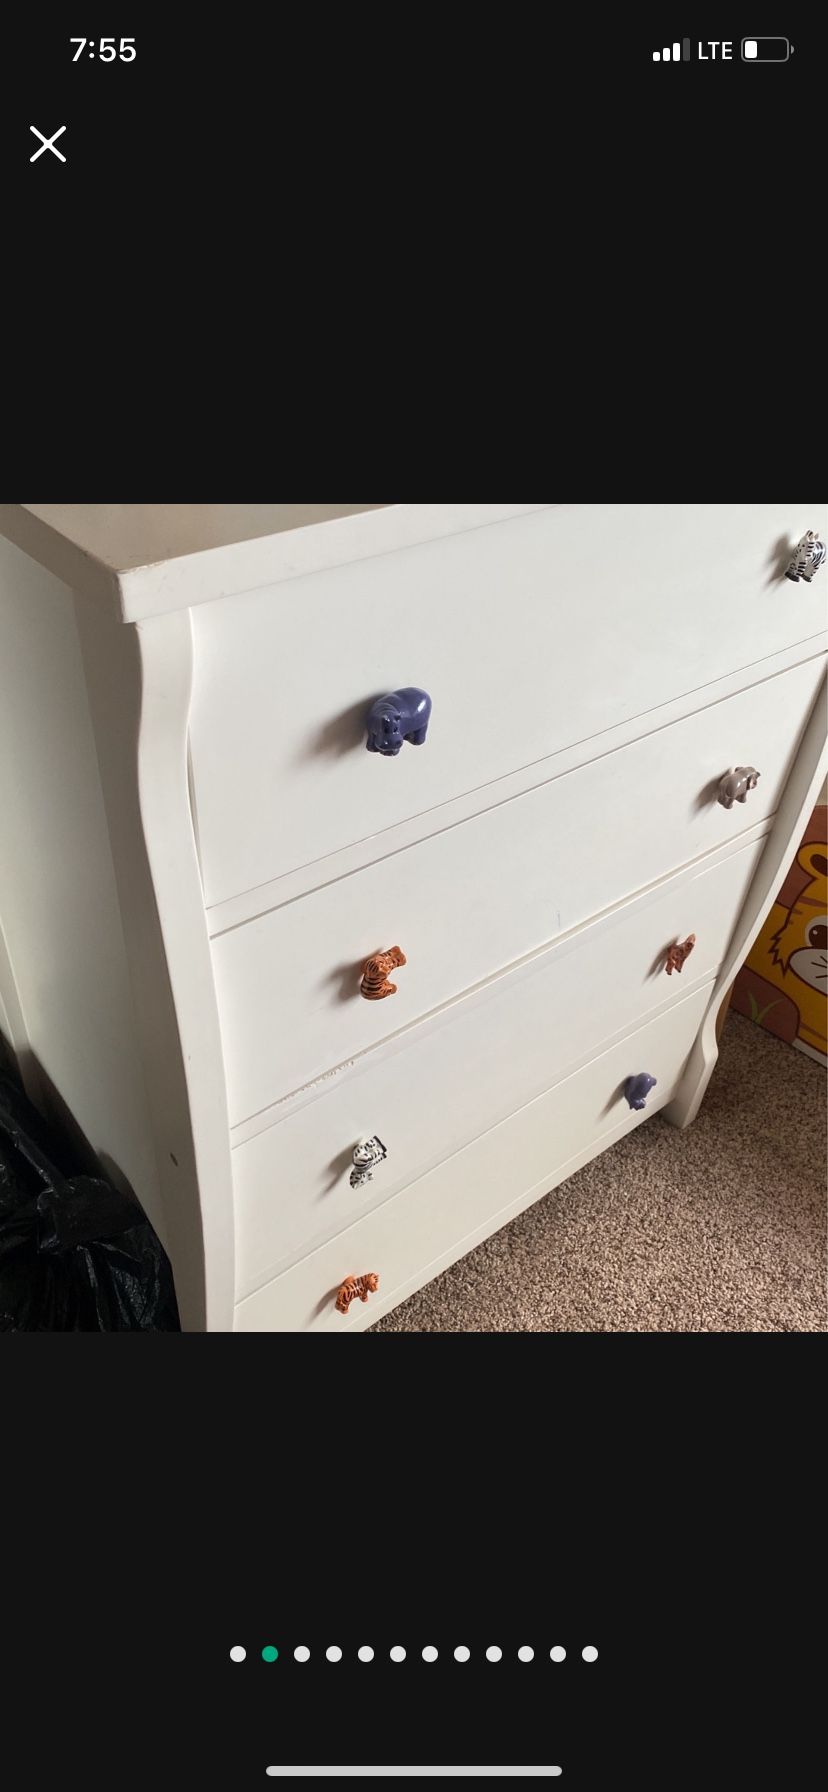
[784,530,826,583]
[335,1272,380,1315]
[625,1072,657,1110]
[350,1135,387,1191]
[360,945,406,999]
[717,766,760,810]
[366,687,432,755]
[665,934,696,975]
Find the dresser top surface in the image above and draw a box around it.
[19,504,389,571]
[0,503,550,623]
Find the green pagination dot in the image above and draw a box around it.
[261,1646,279,1662]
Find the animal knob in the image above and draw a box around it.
[784,530,826,583]
[366,687,432,756]
[717,766,760,810]
[360,945,407,1000]
[665,934,696,975]
[335,1272,380,1315]
[350,1135,387,1191]
[624,1072,657,1111]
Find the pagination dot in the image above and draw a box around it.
[582,1645,598,1661]
[229,1646,246,1663]
[326,1646,343,1662]
[454,1645,470,1661]
[294,1646,310,1662]
[390,1646,406,1662]
[422,1645,438,1662]
[262,1646,278,1662]
[486,1645,502,1661]
[550,1646,566,1662]
[358,1646,374,1662]
[518,1646,534,1662]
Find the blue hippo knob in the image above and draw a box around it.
[366,687,432,756]
[624,1072,657,1111]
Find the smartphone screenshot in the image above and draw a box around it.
[1,18,822,1792]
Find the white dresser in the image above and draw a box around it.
[0,504,825,1331]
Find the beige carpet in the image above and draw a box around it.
[370,1013,827,1333]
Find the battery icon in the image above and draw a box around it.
[742,38,792,61]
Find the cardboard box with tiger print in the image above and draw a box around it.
[731,802,827,1063]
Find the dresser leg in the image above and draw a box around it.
[715,987,734,1044]
[663,989,731,1130]
[663,1032,714,1129]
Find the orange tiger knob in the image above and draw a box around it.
[335,1272,380,1314]
[665,933,696,975]
[360,946,407,1000]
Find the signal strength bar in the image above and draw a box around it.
[653,39,691,60]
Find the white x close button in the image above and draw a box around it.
[30,126,67,163]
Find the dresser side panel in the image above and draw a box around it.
[75,600,235,1331]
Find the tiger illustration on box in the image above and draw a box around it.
[746,842,827,1056]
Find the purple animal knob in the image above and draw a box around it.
[366,687,432,756]
[625,1072,657,1111]
[717,766,760,810]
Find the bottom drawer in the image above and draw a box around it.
[233,981,713,1332]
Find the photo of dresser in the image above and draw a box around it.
[0,504,825,1330]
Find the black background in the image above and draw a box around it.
[209,1646,609,1786]
[4,1351,821,1791]
[1,22,823,186]
[2,13,827,492]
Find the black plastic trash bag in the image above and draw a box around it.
[0,1068,180,1330]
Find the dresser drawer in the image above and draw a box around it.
[232,838,763,1296]
[233,981,714,1330]
[213,653,824,1122]
[189,503,827,907]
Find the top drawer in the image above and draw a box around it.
[188,503,827,906]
